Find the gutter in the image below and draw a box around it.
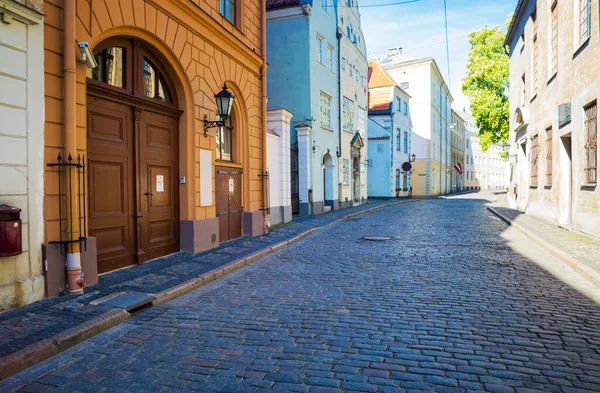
[262,0,269,230]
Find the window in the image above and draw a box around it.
[341,57,346,70]
[343,97,354,133]
[403,101,408,115]
[584,102,597,183]
[143,58,172,102]
[349,65,353,78]
[396,169,401,189]
[531,134,539,186]
[215,112,233,161]
[343,159,350,186]
[404,131,408,153]
[320,92,332,130]
[357,107,365,136]
[579,0,592,45]
[400,82,409,90]
[220,0,235,24]
[327,44,334,71]
[550,1,558,76]
[322,0,327,11]
[403,172,408,188]
[546,127,553,185]
[87,47,125,88]
[466,139,470,148]
[466,154,469,164]
[531,9,538,95]
[396,129,401,151]
[396,97,401,111]
[316,35,324,64]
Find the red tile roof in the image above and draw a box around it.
[368,90,391,113]
[368,60,397,89]
[266,0,300,10]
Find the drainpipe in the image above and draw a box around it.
[336,28,342,204]
[261,0,269,233]
[64,0,83,292]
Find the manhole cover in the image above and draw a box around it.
[364,236,392,242]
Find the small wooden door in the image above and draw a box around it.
[215,166,242,242]
[87,97,136,273]
[138,110,179,261]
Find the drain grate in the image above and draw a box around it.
[363,236,392,242]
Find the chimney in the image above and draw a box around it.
[386,47,402,57]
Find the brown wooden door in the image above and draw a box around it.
[215,166,242,242]
[87,96,136,273]
[139,110,179,261]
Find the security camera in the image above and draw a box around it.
[77,42,98,69]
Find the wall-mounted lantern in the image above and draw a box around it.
[410,153,416,162]
[204,83,235,137]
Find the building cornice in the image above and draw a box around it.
[0,0,42,24]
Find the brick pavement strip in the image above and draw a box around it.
[0,200,413,382]
[487,206,600,287]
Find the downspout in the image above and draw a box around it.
[261,0,269,233]
[336,28,342,202]
[64,0,83,292]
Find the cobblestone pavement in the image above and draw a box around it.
[2,195,600,393]
[0,199,400,360]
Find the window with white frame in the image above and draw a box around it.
[404,131,409,153]
[400,82,409,90]
[531,8,538,96]
[343,97,354,133]
[342,57,346,70]
[316,35,324,64]
[322,0,327,11]
[357,106,365,137]
[396,129,401,151]
[396,169,401,189]
[550,1,558,76]
[327,44,334,71]
[403,101,408,115]
[396,97,401,111]
[320,91,332,129]
[579,0,592,45]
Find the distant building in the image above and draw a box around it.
[450,110,466,192]
[380,48,453,196]
[458,110,509,191]
[367,60,413,198]
[506,0,600,238]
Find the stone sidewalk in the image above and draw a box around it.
[0,199,414,381]
[488,201,600,288]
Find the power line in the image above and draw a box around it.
[443,0,451,89]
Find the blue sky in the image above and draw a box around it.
[360,0,516,111]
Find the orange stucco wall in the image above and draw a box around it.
[43,0,265,243]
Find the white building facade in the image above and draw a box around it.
[0,0,45,311]
[380,48,453,196]
[367,60,413,198]
[506,0,600,238]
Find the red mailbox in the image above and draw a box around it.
[0,204,22,257]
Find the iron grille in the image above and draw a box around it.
[585,103,597,184]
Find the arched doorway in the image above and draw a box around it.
[86,38,182,273]
[353,156,360,203]
[322,152,334,209]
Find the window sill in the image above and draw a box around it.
[530,94,537,104]
[573,37,590,60]
[544,184,552,189]
[322,127,334,132]
[529,185,538,189]
[547,72,557,85]
[581,183,597,191]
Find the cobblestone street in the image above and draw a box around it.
[2,195,600,393]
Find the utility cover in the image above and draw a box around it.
[97,292,154,311]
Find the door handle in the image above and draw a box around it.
[145,192,153,196]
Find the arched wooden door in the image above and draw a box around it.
[86,39,181,273]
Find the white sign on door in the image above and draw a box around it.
[156,175,164,192]
[228,178,234,193]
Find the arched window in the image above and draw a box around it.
[216,108,235,162]
[86,39,175,106]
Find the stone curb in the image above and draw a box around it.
[0,200,415,382]
[0,308,129,381]
[487,205,600,288]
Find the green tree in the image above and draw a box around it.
[462,24,509,151]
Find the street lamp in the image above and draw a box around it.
[203,83,235,137]
[410,153,416,162]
